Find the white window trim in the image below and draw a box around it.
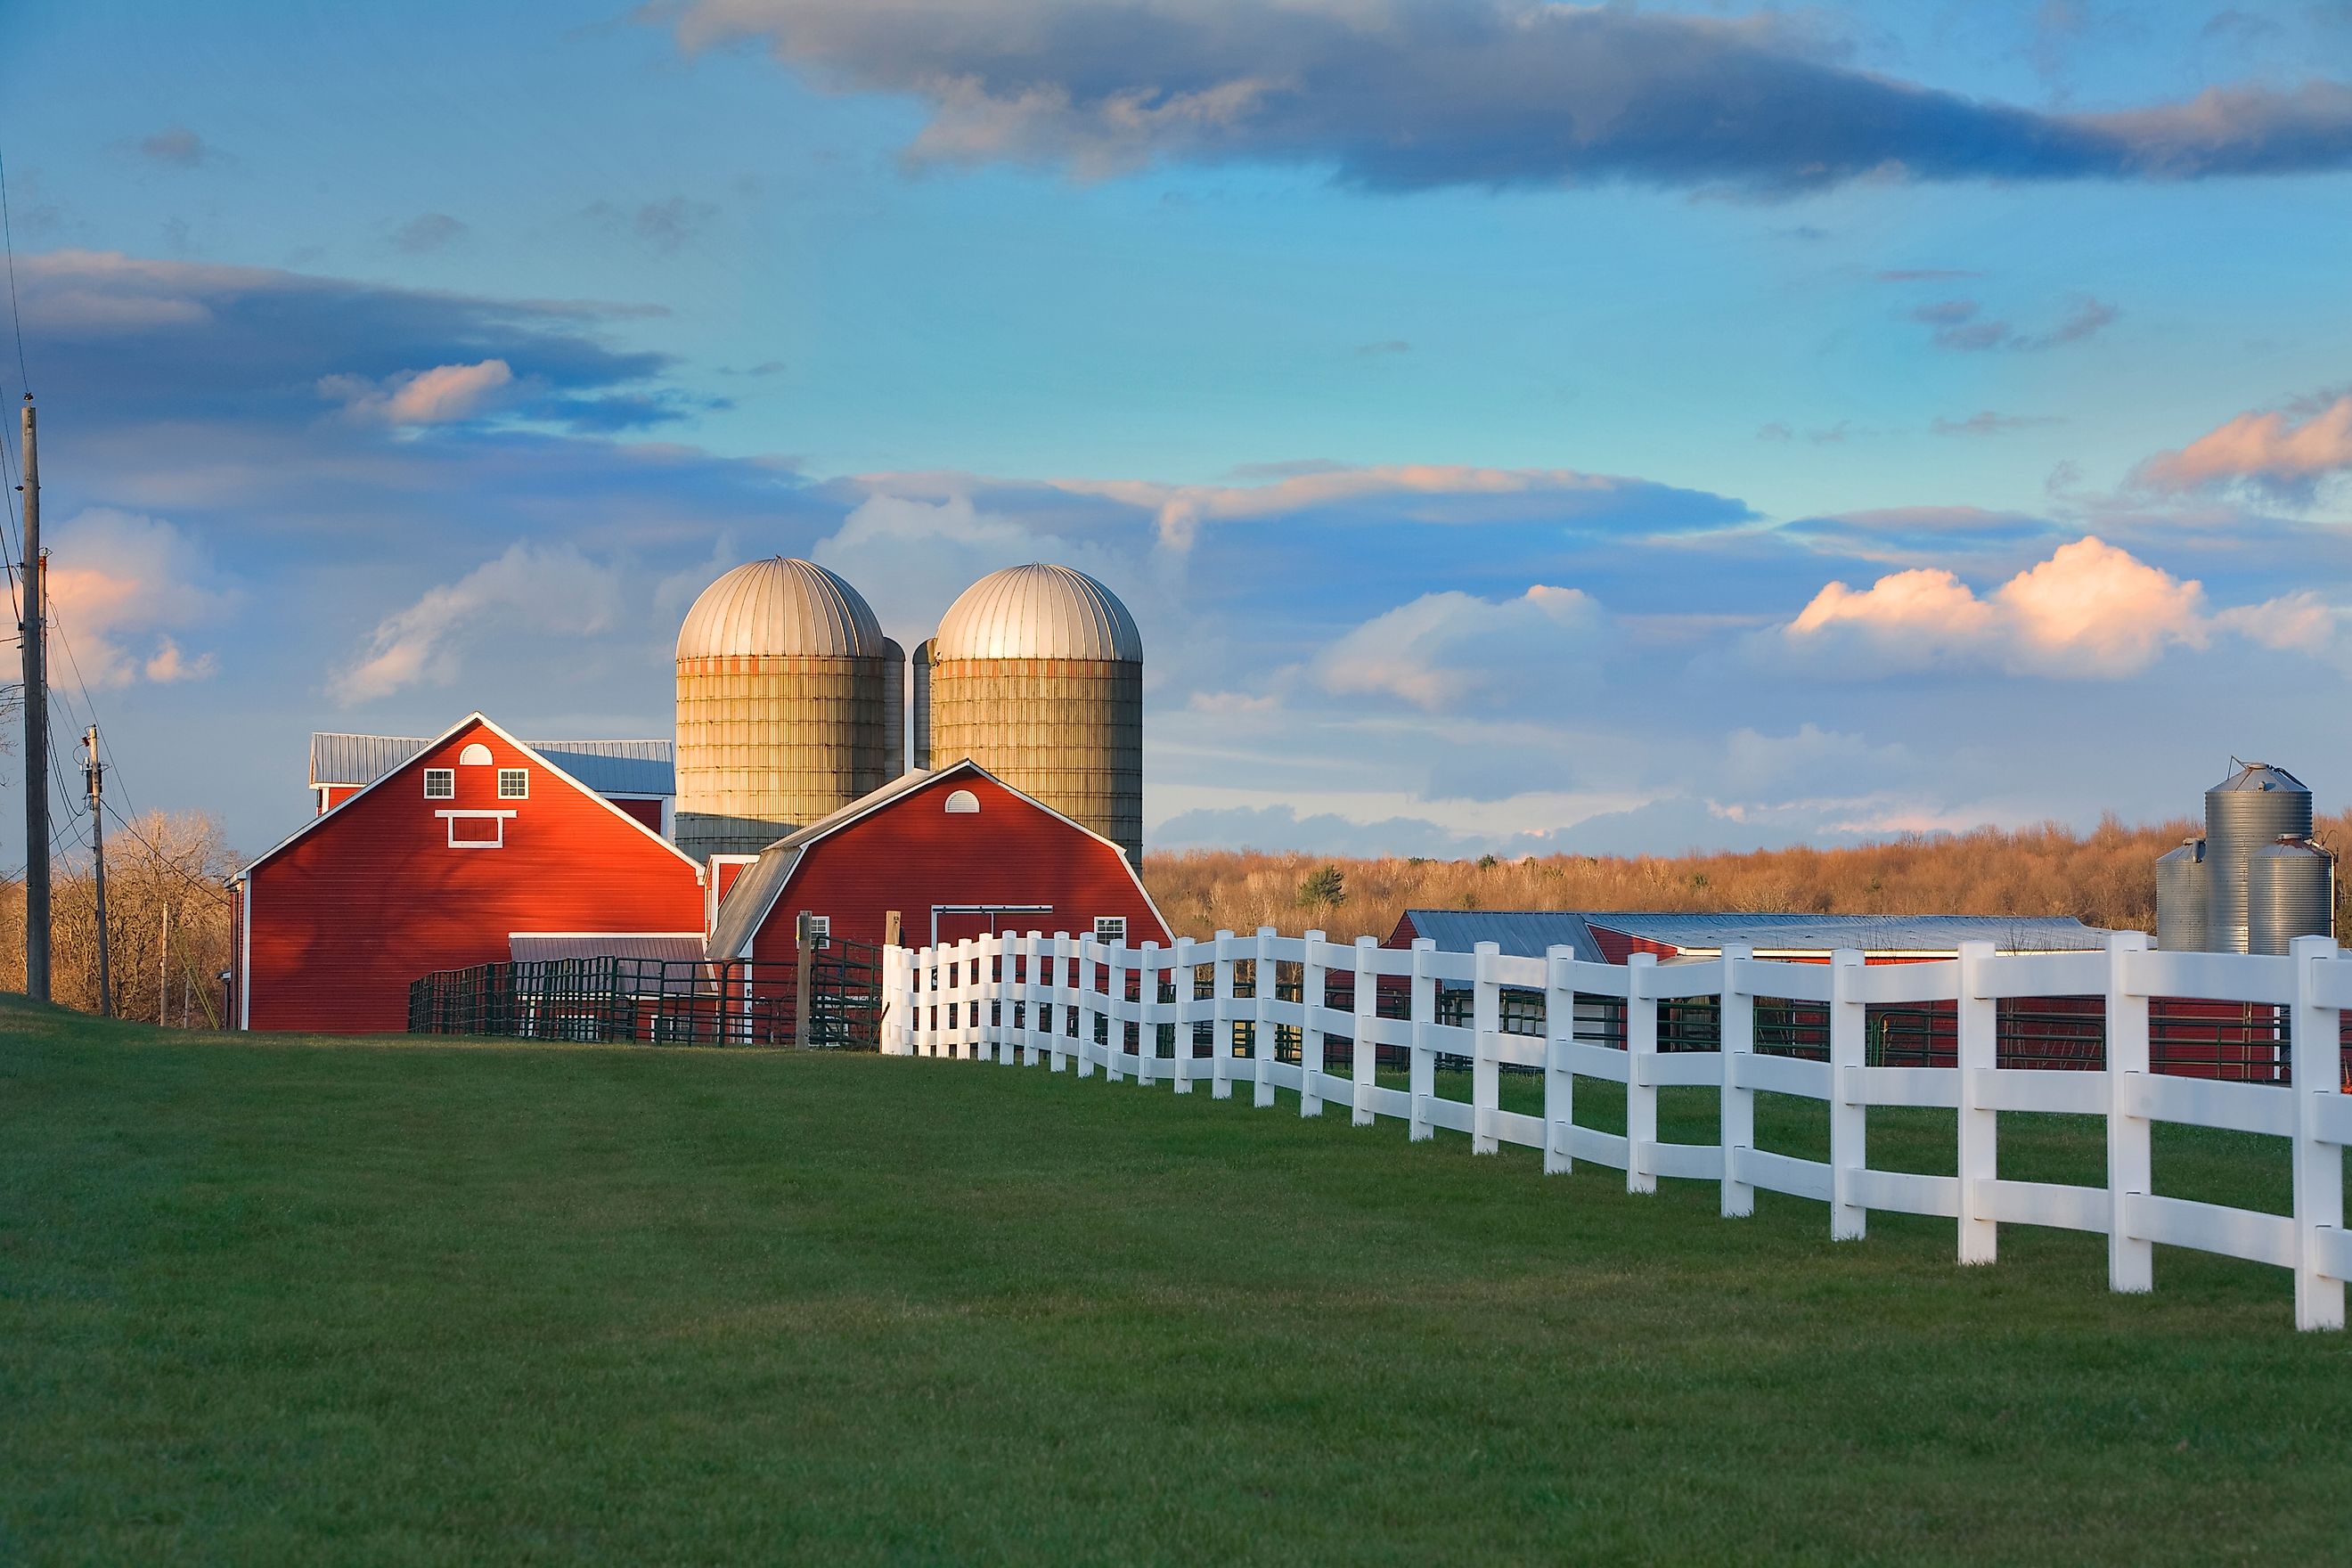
[498,767,530,800]
[423,768,455,800]
[1094,916,1127,943]
[437,808,518,848]
[943,788,980,814]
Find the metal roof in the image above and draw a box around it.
[510,933,705,963]
[311,733,674,796]
[1399,909,1605,962]
[675,557,885,660]
[2209,761,2309,795]
[1400,909,2111,959]
[934,563,1142,662]
[704,768,952,961]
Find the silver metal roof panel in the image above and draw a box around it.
[934,563,1142,662]
[675,557,886,660]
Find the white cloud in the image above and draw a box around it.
[40,510,234,688]
[2136,390,2352,499]
[331,543,625,705]
[1771,535,2347,678]
[320,358,516,427]
[1315,584,1605,709]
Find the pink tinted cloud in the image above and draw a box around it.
[2137,391,2352,496]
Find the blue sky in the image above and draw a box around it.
[6,1,2352,862]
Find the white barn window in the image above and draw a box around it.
[944,788,979,814]
[1094,916,1127,943]
[498,768,529,799]
[423,769,454,799]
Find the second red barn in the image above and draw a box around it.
[705,759,1168,966]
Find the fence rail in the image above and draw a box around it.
[878,929,2352,1331]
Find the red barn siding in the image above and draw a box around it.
[743,771,1166,964]
[245,718,703,1033]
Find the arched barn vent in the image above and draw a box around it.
[458,742,494,765]
[944,788,979,814]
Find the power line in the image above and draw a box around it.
[0,143,31,396]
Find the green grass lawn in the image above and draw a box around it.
[6,1001,2350,1565]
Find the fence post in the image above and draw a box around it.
[1626,951,1658,1193]
[1211,930,1236,1100]
[1172,936,1196,1094]
[1470,940,1501,1156]
[2105,930,2153,1293]
[1136,940,1160,1087]
[1301,931,1327,1118]
[1019,931,1041,1066]
[1719,943,1753,1215]
[1956,940,1997,1264]
[1409,938,1436,1142]
[1049,933,1071,1073]
[1254,927,1277,1109]
[1101,938,1126,1082]
[2290,935,2346,1331]
[1077,936,1099,1079]
[1544,944,1575,1175]
[1352,936,1377,1126]
[1828,947,1866,1240]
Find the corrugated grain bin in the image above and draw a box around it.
[2246,836,2333,956]
[2156,837,2208,951]
[927,564,1143,867]
[2203,762,2312,953]
[674,558,889,858]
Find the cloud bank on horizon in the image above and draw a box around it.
[666,0,2352,191]
[11,0,2352,865]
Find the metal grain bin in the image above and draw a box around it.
[881,637,906,781]
[2203,762,2312,953]
[674,558,889,859]
[928,564,1144,867]
[2247,837,2333,956]
[2156,837,2208,951]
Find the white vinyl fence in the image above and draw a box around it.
[878,929,2352,1331]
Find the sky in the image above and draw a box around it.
[4,0,2352,864]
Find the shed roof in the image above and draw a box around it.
[1398,909,2110,959]
[312,732,674,796]
[510,933,705,964]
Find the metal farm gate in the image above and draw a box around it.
[407,939,884,1049]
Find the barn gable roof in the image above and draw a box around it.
[704,760,1169,960]
[312,732,674,796]
[239,712,704,884]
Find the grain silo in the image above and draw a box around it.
[926,564,1143,867]
[2246,837,2334,956]
[2203,763,2313,953]
[910,637,935,771]
[881,638,906,780]
[2155,837,2207,952]
[674,557,889,859]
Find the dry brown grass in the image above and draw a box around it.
[1143,810,2352,943]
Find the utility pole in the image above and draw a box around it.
[20,396,46,1002]
[85,723,109,1017]
[159,902,170,1027]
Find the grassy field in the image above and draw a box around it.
[5,1000,2350,1564]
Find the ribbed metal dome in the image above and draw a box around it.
[676,558,884,660]
[934,564,1142,662]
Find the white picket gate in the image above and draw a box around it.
[878,928,2352,1331]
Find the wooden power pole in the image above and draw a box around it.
[20,395,45,1002]
[85,723,110,1017]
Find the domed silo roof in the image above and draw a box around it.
[934,564,1142,662]
[676,557,885,661]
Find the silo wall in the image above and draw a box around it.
[674,651,887,858]
[2205,773,2313,953]
[928,657,1143,867]
[882,638,906,781]
[2156,839,2208,951]
[2247,840,2333,956]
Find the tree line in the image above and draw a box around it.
[1141,810,2352,946]
[0,811,239,1025]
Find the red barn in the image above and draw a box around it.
[233,713,706,1033]
[705,759,1169,966]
